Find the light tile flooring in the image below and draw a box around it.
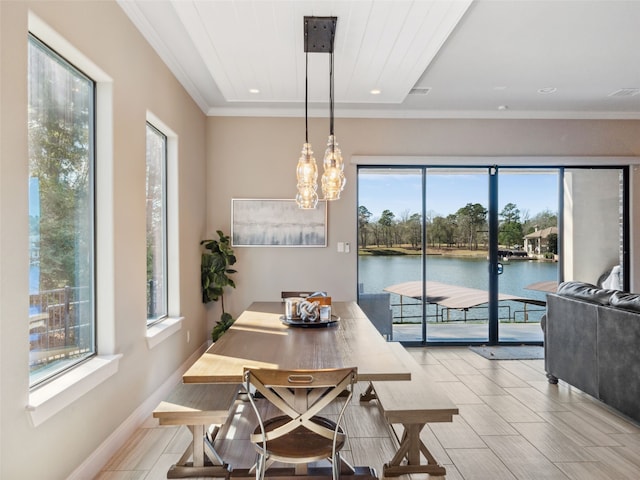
[97,347,640,480]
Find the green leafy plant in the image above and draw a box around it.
[201,230,237,341]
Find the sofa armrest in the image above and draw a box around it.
[545,294,599,397]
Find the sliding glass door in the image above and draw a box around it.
[357,164,627,345]
[424,168,490,342]
[497,169,559,343]
[357,169,424,341]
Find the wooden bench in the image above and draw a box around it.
[153,382,240,479]
[360,343,458,477]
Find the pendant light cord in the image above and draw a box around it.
[305,51,309,144]
[329,50,334,137]
[329,20,335,154]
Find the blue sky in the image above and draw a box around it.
[358,170,558,220]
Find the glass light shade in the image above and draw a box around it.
[321,135,346,201]
[296,142,318,209]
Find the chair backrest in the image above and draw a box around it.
[244,367,357,444]
[358,292,393,339]
[281,291,327,300]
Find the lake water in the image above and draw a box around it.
[358,255,557,324]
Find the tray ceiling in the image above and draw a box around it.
[118,0,640,119]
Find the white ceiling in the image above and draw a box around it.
[117,0,640,119]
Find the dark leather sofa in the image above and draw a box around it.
[543,281,640,423]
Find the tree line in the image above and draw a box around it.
[29,46,93,293]
[358,203,557,250]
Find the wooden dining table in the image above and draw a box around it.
[183,301,411,384]
[182,301,412,480]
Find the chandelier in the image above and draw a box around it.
[296,16,345,209]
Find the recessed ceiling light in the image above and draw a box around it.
[537,87,557,94]
[497,105,508,111]
[249,88,260,94]
[370,89,381,95]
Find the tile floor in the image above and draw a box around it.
[97,346,640,480]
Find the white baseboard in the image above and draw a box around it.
[67,342,208,480]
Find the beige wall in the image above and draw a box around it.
[207,117,640,317]
[1,2,207,478]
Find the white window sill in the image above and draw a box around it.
[27,354,123,427]
[146,316,183,349]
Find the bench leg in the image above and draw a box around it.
[383,423,446,477]
[167,424,231,479]
[359,383,377,403]
[205,425,225,465]
[192,425,205,467]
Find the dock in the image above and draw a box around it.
[384,280,546,323]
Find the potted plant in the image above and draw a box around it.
[201,230,237,341]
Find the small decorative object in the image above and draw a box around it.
[308,292,331,306]
[320,305,332,321]
[280,291,338,327]
[298,300,320,322]
[284,297,304,320]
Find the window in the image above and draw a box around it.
[146,123,168,325]
[28,35,96,386]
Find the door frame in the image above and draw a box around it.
[357,163,630,346]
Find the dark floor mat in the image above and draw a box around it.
[469,345,544,360]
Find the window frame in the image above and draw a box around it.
[145,121,169,326]
[144,112,183,349]
[27,33,97,388]
[27,13,123,427]
[356,161,630,346]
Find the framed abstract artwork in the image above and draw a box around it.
[231,199,327,247]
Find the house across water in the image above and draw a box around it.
[524,226,558,256]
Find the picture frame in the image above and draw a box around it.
[231,199,327,247]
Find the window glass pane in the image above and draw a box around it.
[425,168,490,342]
[357,168,424,342]
[28,35,95,386]
[146,123,167,324]
[498,169,559,343]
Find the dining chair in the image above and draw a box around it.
[243,366,357,480]
[280,291,327,299]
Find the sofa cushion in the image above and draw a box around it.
[609,291,640,312]
[556,281,616,305]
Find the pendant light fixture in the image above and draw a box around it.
[321,41,346,201]
[297,16,343,209]
[295,50,318,209]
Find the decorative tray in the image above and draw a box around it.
[280,315,340,328]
